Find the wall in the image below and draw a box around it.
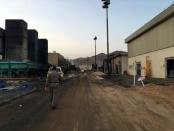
[111,57,121,74]
[48,53,59,66]
[128,16,174,57]
[128,46,174,78]
[121,56,128,74]
[110,55,128,75]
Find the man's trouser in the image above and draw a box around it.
[50,87,54,106]
[49,83,59,106]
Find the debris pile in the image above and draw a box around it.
[0,80,33,91]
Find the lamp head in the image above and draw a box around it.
[101,0,110,8]
[94,36,97,40]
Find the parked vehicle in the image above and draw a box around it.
[56,66,64,78]
[48,66,64,85]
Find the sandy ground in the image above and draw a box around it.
[134,83,174,109]
[90,73,174,131]
[0,73,173,131]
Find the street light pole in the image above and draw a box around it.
[94,36,97,70]
[101,0,110,76]
[106,7,110,76]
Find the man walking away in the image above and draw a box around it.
[45,66,60,109]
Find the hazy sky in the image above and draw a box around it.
[0,0,174,59]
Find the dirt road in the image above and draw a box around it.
[0,73,174,131]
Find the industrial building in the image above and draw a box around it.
[48,51,65,66]
[0,19,49,77]
[38,39,48,65]
[125,4,174,78]
[110,51,128,75]
[0,28,5,59]
[5,19,28,60]
[4,19,48,65]
[28,30,38,62]
[103,51,128,75]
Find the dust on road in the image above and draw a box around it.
[0,73,174,131]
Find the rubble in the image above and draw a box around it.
[0,79,43,107]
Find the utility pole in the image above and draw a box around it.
[87,57,89,70]
[93,36,97,70]
[101,0,110,76]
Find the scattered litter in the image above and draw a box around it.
[93,71,104,76]
[19,104,23,108]
[95,76,104,80]
[19,82,32,88]
[92,71,104,80]
[68,74,77,78]
[0,80,6,88]
[2,86,18,91]
[138,76,145,87]
[0,80,33,91]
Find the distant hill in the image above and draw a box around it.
[73,53,106,67]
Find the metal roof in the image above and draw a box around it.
[125,3,174,43]
[109,51,128,59]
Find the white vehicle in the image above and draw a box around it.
[48,66,64,78]
[56,66,64,78]
[81,69,84,73]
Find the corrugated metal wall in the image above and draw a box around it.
[128,17,174,57]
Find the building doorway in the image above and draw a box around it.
[115,65,119,74]
[166,59,174,78]
[136,63,141,76]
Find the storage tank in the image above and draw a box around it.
[28,30,38,63]
[0,28,5,59]
[5,19,28,60]
[38,39,48,64]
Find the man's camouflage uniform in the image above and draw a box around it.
[45,70,60,108]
